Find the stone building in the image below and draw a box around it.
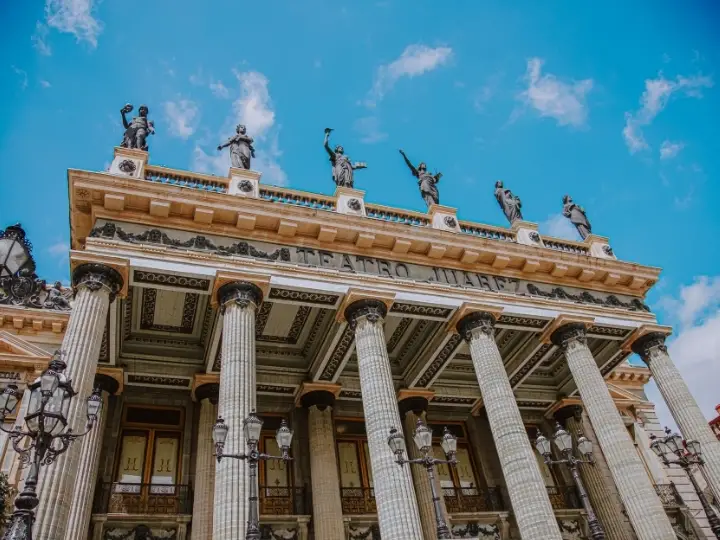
[0,145,718,539]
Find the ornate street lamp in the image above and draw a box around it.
[0,224,34,279]
[535,423,605,540]
[650,427,720,538]
[0,350,102,540]
[387,419,458,540]
[212,412,293,540]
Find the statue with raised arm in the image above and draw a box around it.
[494,181,523,223]
[120,104,155,151]
[323,128,366,188]
[562,194,592,239]
[217,124,256,170]
[398,149,442,208]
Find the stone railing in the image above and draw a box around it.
[144,165,229,193]
[259,186,336,211]
[459,221,516,242]
[443,486,504,513]
[364,203,430,227]
[259,485,311,515]
[542,236,590,255]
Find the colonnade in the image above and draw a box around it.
[28,272,718,540]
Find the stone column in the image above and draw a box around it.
[552,323,675,540]
[345,299,423,540]
[301,389,345,540]
[398,395,449,540]
[213,282,262,540]
[193,384,218,540]
[555,405,636,540]
[633,331,720,502]
[63,374,120,540]
[457,311,562,540]
[34,263,124,540]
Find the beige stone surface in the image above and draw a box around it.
[192,398,217,540]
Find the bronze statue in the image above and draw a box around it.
[217,124,256,170]
[399,149,441,208]
[120,104,155,151]
[494,181,523,223]
[324,128,366,188]
[43,281,72,310]
[562,195,592,239]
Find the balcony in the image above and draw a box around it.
[259,485,311,515]
[341,487,377,514]
[655,483,683,507]
[93,483,192,515]
[443,487,504,513]
[546,486,581,510]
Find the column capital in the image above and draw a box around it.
[539,314,594,346]
[337,288,395,325]
[456,311,497,341]
[553,404,584,426]
[398,396,430,417]
[551,323,589,349]
[295,381,341,408]
[94,367,124,395]
[216,281,264,314]
[344,299,388,328]
[191,373,219,401]
[447,302,503,339]
[301,389,337,411]
[623,324,672,361]
[195,383,220,404]
[71,262,125,303]
[211,271,270,309]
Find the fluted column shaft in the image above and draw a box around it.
[554,324,675,540]
[633,332,720,502]
[400,401,449,540]
[213,282,262,540]
[303,390,345,540]
[458,312,562,540]
[346,300,423,540]
[559,406,636,540]
[193,391,218,540]
[35,263,123,540]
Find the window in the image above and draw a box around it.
[335,419,375,514]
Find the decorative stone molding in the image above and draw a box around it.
[228,167,262,198]
[427,204,460,232]
[335,186,366,216]
[72,263,124,303]
[511,220,544,247]
[457,311,496,340]
[630,332,668,364]
[344,299,387,329]
[216,281,263,313]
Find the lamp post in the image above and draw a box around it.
[387,419,458,540]
[0,350,102,540]
[212,412,293,540]
[650,427,720,538]
[535,422,605,540]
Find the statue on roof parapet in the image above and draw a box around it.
[398,149,441,208]
[120,104,155,151]
[494,181,523,224]
[324,128,366,188]
[562,195,592,239]
[218,124,256,170]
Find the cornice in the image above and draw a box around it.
[69,169,661,297]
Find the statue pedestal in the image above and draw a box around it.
[334,187,366,216]
[427,204,460,232]
[228,168,262,198]
[511,220,544,247]
[584,234,616,259]
[108,147,148,179]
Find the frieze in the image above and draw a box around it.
[268,288,339,306]
[387,317,412,354]
[139,289,198,334]
[302,309,330,357]
[93,220,652,313]
[199,304,215,346]
[509,343,553,386]
[126,374,190,387]
[397,320,432,365]
[256,384,296,395]
[319,324,355,381]
[99,313,110,363]
[258,305,312,345]
[432,395,477,405]
[587,325,631,338]
[600,352,631,376]
[498,315,548,329]
[0,372,21,380]
[104,526,176,540]
[452,522,499,539]
[339,389,363,400]
[417,333,463,387]
[122,289,133,340]
[134,270,210,291]
[255,302,273,335]
[390,303,452,319]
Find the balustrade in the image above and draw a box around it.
[341,487,377,515]
[442,486,504,513]
[93,483,193,515]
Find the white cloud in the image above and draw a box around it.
[354,116,388,144]
[32,22,52,56]
[44,0,103,48]
[232,70,276,137]
[47,241,69,268]
[623,72,713,153]
[659,140,684,160]
[366,44,453,107]
[11,66,28,90]
[209,79,229,99]
[517,58,593,127]
[40,80,52,88]
[658,276,720,329]
[539,213,581,240]
[164,99,200,139]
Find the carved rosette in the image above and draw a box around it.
[529,231,541,243]
[456,311,496,341]
[344,299,387,329]
[602,245,614,256]
[444,216,458,228]
[237,179,253,193]
[195,382,220,405]
[630,332,668,365]
[72,263,124,303]
[347,198,362,211]
[216,281,263,314]
[551,323,588,351]
[118,159,137,175]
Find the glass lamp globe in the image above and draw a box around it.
[441,427,457,457]
[412,420,433,453]
[576,435,593,457]
[243,412,263,445]
[275,419,293,451]
[535,433,552,457]
[685,440,702,458]
[86,389,102,424]
[552,424,573,453]
[212,417,229,446]
[387,427,406,455]
[43,370,72,436]
[665,432,683,455]
[649,435,670,458]
[0,385,20,418]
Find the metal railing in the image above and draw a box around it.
[93,483,193,515]
[443,486,504,513]
[341,487,377,514]
[259,485,311,515]
[459,221,515,242]
[259,186,336,211]
[364,204,430,227]
[655,483,683,507]
[546,485,581,510]
[144,165,229,193]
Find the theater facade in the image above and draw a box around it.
[1,145,719,540]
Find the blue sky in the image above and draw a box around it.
[1,1,719,423]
